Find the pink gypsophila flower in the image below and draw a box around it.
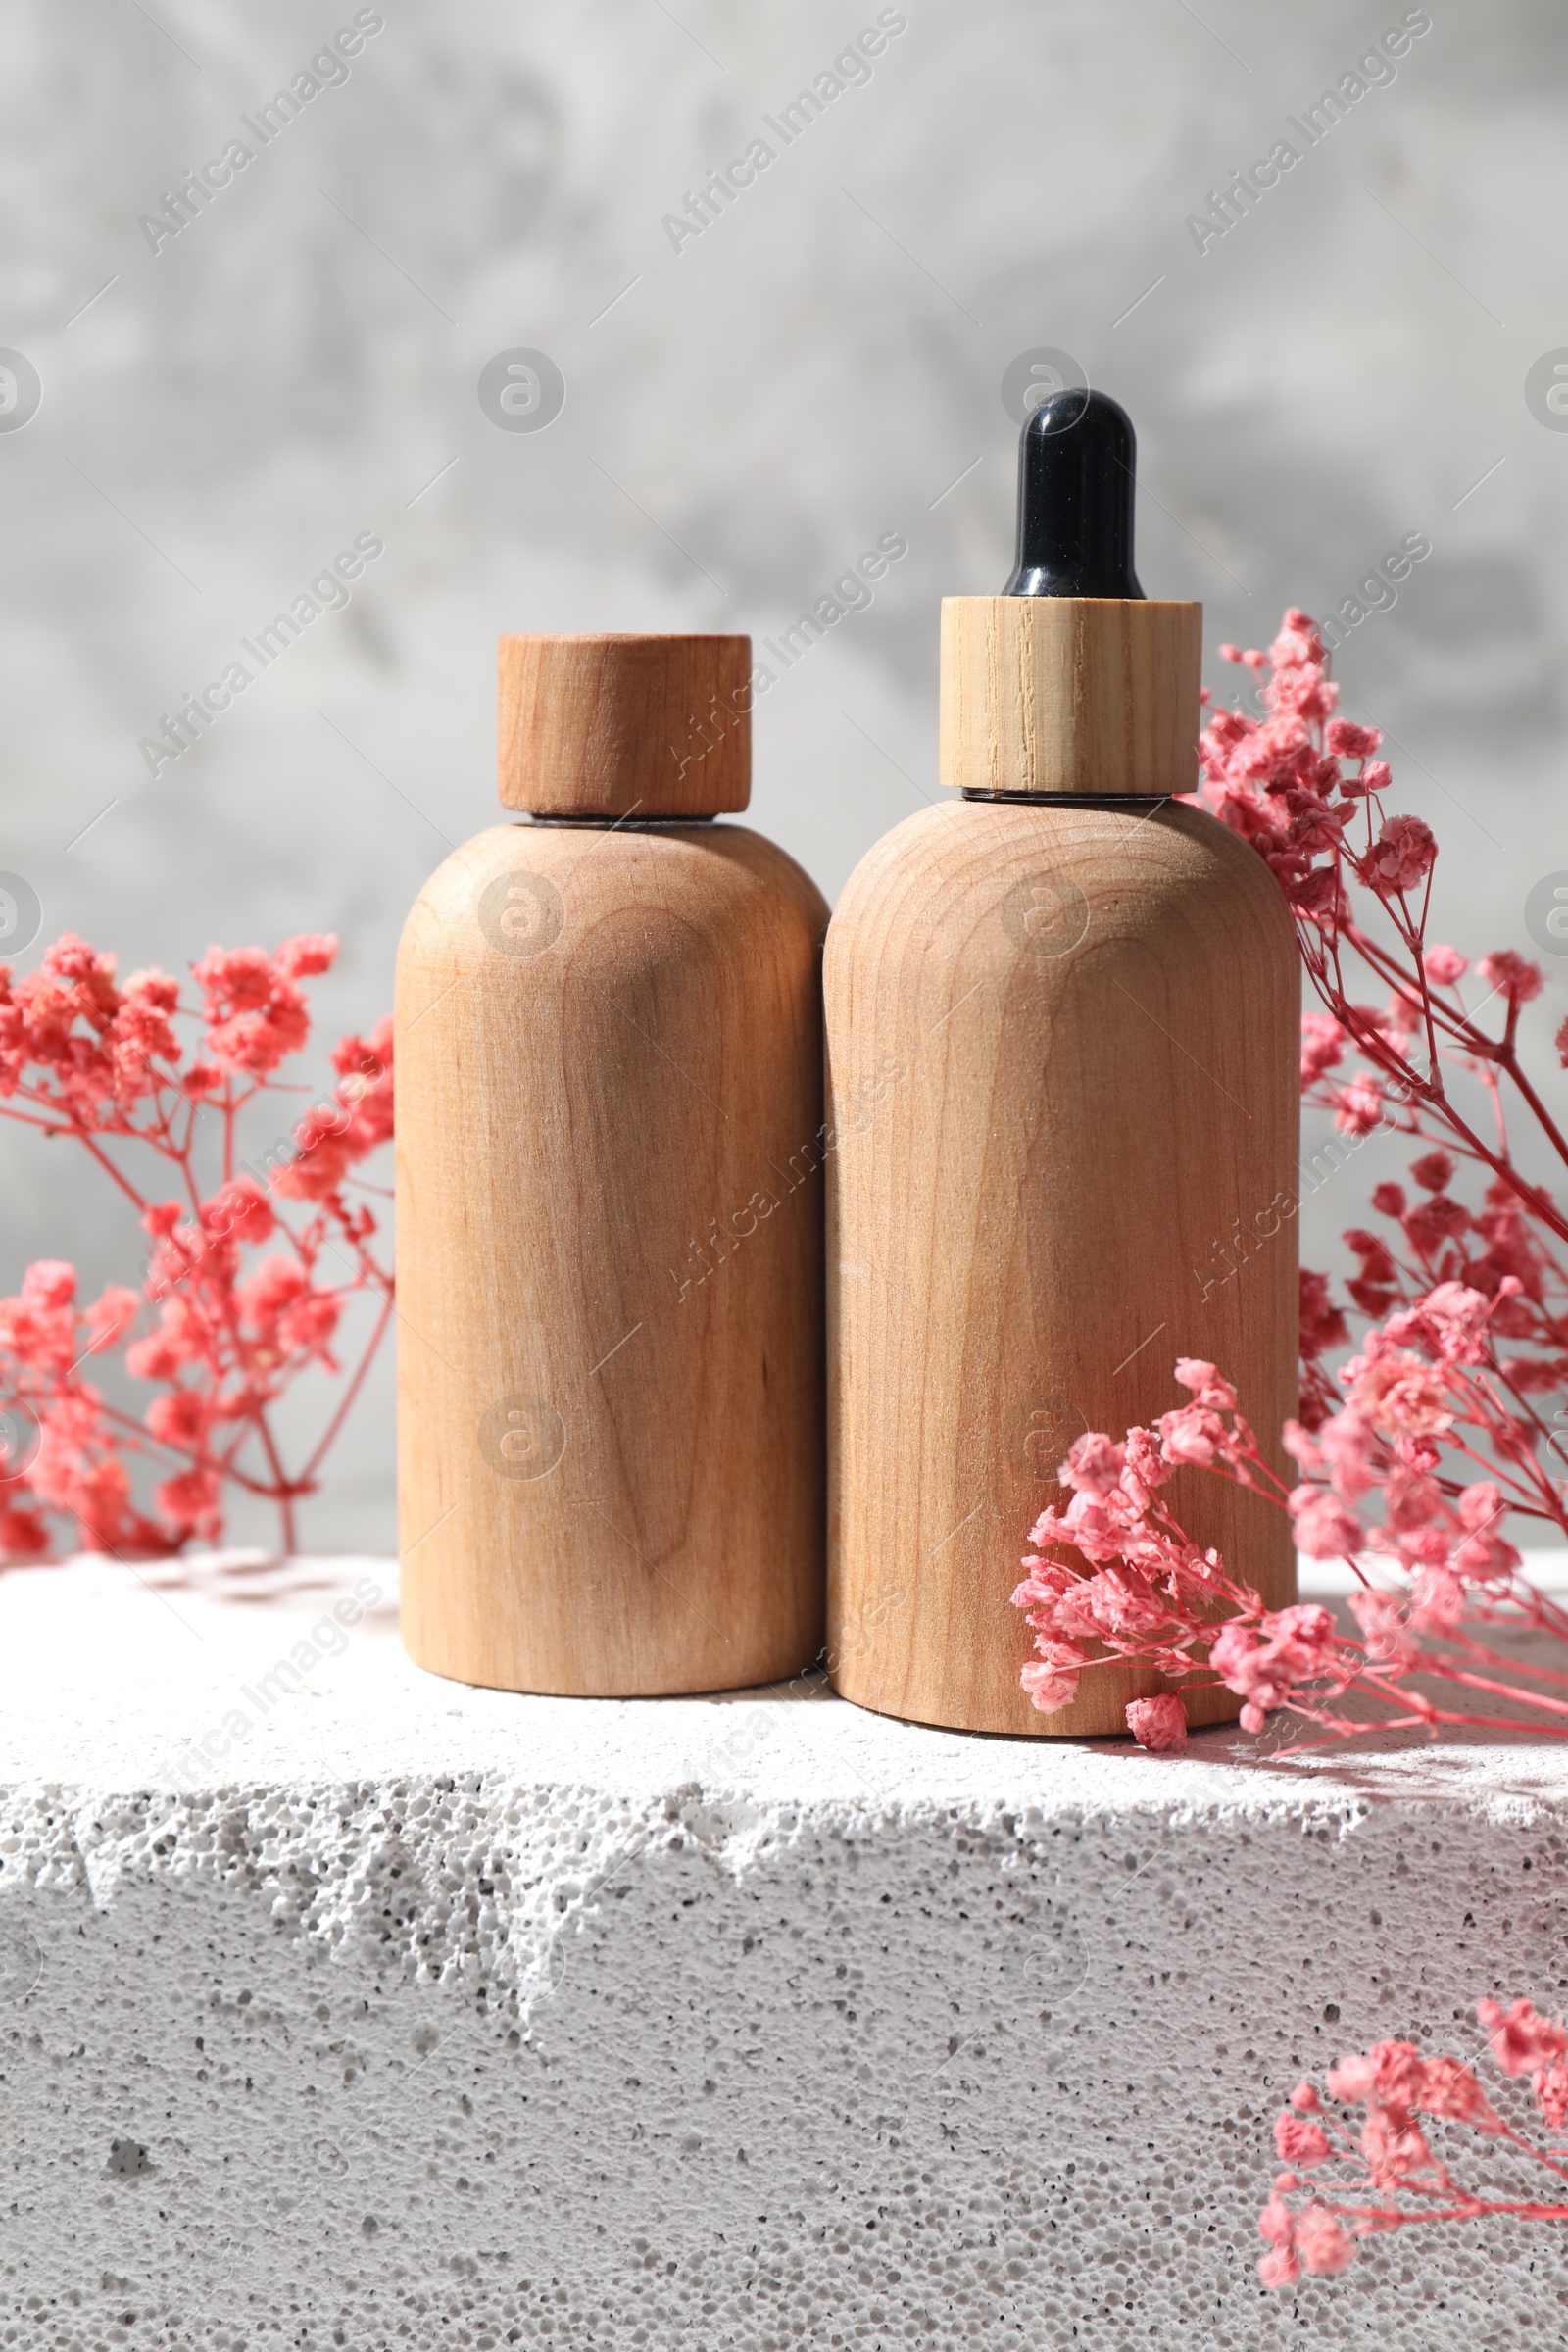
[1349,1587,1416,1665]
[1258,2187,1295,2247]
[1058,1432,1126,1494]
[1325,719,1382,761]
[1350,1349,1452,1438]
[1476,950,1544,1008]
[1403,1194,1470,1253]
[1210,1604,1342,1714]
[1159,1402,1231,1467]
[1423,943,1468,985]
[1300,1011,1347,1084]
[1450,1481,1520,1581]
[1119,1424,1172,1504]
[0,1260,81,1371]
[1477,1998,1568,2078]
[1313,1402,1381,1501]
[192,944,312,1077]
[1294,2206,1356,2276]
[1369,814,1436,893]
[1333,1078,1385,1137]
[331,1015,395,1156]
[1416,2054,1500,2130]
[1410,1152,1455,1192]
[272,1106,354,1201]
[1289,1487,1364,1560]
[1298,1272,1348,1362]
[1410,1289,1494,1364]
[1283,1418,1324,1470]
[1020,1647,1084,1714]
[1079,1567,1168,1639]
[155,1464,222,1539]
[84,1285,139,1353]
[1173,1357,1238,1409]
[272,933,338,979]
[1125,1694,1188,1752]
[1273,2113,1330,2167]
[1324,2051,1376,2103]
[1360,2102,1436,2186]
[1536,2055,1568,2131]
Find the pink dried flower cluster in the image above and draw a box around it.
[1009,1319,1568,1750]
[1257,2001,1568,2288]
[0,932,393,1556]
[1011,610,1568,1756]
[1011,1368,1357,1740]
[1201,612,1568,1418]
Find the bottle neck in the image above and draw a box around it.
[521,812,721,829]
[960,789,1174,808]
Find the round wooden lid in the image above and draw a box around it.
[498,633,752,817]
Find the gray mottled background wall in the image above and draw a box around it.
[1,0,1562,1549]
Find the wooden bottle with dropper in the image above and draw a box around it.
[396,632,828,1696]
[823,391,1299,1738]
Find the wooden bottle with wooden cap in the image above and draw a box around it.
[824,390,1299,1737]
[396,632,828,1695]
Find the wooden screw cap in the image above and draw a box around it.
[939,597,1202,798]
[498,632,753,817]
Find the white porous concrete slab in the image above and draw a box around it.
[2,1550,1567,2350]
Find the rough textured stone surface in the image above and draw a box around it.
[3,1551,1568,2347]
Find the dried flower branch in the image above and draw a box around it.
[1008,608,1568,1754]
[0,932,393,1558]
[1257,1999,1568,2287]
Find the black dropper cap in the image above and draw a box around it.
[1002,386,1144,600]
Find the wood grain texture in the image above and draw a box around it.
[498,633,752,817]
[824,797,1299,1737]
[397,819,828,1695]
[939,598,1202,797]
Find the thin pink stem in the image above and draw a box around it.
[297,1293,393,1484]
